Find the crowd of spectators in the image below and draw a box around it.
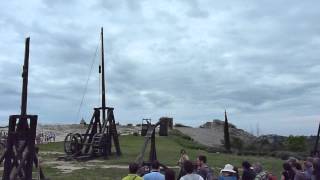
[122,149,320,180]
[35,131,56,144]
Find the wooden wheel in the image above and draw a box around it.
[64,133,82,155]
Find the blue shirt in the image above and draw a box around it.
[143,171,165,180]
[218,176,237,180]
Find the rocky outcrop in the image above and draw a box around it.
[176,120,256,148]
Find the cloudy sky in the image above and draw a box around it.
[0,0,319,136]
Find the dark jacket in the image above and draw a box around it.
[196,164,214,180]
[242,169,256,180]
[282,170,295,180]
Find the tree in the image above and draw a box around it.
[286,136,307,152]
[257,138,270,153]
[224,110,231,152]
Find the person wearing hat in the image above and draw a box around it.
[218,164,237,180]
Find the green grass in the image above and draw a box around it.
[42,167,127,180]
[2,133,284,179]
[39,141,64,152]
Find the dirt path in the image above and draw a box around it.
[42,159,180,173]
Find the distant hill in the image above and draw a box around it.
[175,119,256,148]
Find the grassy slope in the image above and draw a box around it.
[35,134,283,180]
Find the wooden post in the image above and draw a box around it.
[313,122,320,156]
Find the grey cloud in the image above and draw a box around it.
[0,0,319,135]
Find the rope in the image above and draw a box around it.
[76,42,100,122]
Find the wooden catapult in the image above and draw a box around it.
[0,38,47,180]
[62,28,121,160]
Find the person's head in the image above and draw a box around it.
[220,164,236,177]
[165,168,175,180]
[180,149,186,155]
[242,161,251,170]
[151,160,160,171]
[253,163,263,174]
[129,162,139,174]
[304,161,313,170]
[292,162,302,171]
[287,157,298,166]
[283,162,292,171]
[197,155,207,166]
[184,160,195,174]
[306,157,314,163]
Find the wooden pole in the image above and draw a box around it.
[18,37,30,131]
[101,27,106,123]
[314,122,320,155]
[21,37,30,116]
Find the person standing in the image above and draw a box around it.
[164,168,175,180]
[242,161,256,180]
[281,162,295,180]
[196,155,213,180]
[178,149,190,166]
[178,149,190,179]
[218,164,237,180]
[292,162,308,180]
[304,161,313,180]
[143,160,165,180]
[180,160,204,180]
[312,158,320,180]
[122,163,143,180]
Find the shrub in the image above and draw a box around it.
[285,136,307,152]
[174,123,191,128]
[133,132,139,136]
[231,137,244,152]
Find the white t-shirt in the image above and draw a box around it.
[180,174,204,180]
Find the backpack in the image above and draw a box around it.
[255,171,269,180]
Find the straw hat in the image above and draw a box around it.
[221,164,236,173]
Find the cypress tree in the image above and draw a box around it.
[224,110,231,152]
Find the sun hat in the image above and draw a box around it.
[221,164,236,173]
